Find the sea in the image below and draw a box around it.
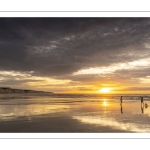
[0,94,150,133]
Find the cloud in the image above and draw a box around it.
[73,58,150,75]
[1,18,150,91]
[115,87,150,91]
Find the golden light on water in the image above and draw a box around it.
[103,99,108,107]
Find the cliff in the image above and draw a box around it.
[0,87,53,94]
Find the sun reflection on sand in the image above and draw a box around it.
[1,96,150,132]
[71,99,150,132]
[102,99,109,107]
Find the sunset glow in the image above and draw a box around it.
[0,18,150,94]
[99,88,112,93]
[103,99,109,107]
[73,58,150,76]
[1,17,150,134]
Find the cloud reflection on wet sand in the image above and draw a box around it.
[0,104,70,121]
[0,96,150,132]
[72,115,149,132]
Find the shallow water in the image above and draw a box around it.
[0,94,150,132]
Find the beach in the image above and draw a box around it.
[0,94,150,132]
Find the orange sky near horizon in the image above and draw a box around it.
[0,69,150,94]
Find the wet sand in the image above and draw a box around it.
[0,94,150,132]
[0,114,130,133]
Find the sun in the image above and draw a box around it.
[99,88,111,93]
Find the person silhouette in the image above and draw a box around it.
[141,96,143,103]
[141,104,144,114]
[141,97,144,114]
[145,103,148,109]
[120,96,123,114]
[120,103,123,114]
[120,96,123,103]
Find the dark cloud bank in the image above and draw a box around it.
[1,18,150,89]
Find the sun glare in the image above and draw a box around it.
[102,99,109,107]
[99,88,111,93]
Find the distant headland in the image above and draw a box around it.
[0,87,53,94]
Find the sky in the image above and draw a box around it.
[0,18,150,94]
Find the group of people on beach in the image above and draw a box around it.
[120,96,148,114]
